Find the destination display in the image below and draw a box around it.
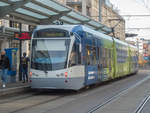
[33,29,69,38]
[41,32,66,37]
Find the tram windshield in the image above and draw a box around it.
[31,39,70,71]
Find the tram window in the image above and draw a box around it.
[103,48,105,58]
[86,46,91,65]
[109,59,111,67]
[76,44,81,64]
[104,58,107,68]
[99,47,101,58]
[125,50,127,58]
[69,45,76,66]
[105,48,107,58]
[85,46,97,65]
[101,48,103,58]
[107,48,110,58]
[101,47,105,67]
[102,59,105,68]
[69,42,81,67]
[109,49,111,58]
[108,49,110,58]
[97,47,100,60]
[92,47,97,65]
[96,47,99,63]
[99,47,102,65]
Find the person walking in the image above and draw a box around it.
[0,51,10,88]
[21,52,29,83]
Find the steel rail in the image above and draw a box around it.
[134,94,150,113]
[86,75,150,113]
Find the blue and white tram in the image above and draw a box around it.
[30,25,137,90]
[31,25,86,90]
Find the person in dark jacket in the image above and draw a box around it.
[0,51,10,88]
[21,52,29,83]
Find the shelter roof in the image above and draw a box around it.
[0,0,112,34]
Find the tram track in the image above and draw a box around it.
[86,75,150,113]
[0,92,38,105]
[134,94,150,113]
[0,90,73,113]
[10,95,65,113]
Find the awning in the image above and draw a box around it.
[0,0,112,34]
[0,26,19,38]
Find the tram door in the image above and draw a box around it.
[97,39,102,81]
[85,38,98,85]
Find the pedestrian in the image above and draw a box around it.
[21,52,29,83]
[0,51,10,88]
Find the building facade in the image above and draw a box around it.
[0,18,30,54]
[60,0,125,40]
[101,1,125,40]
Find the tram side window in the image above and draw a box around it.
[76,44,81,64]
[102,48,107,68]
[69,42,81,67]
[108,49,111,67]
[102,48,105,68]
[92,47,97,65]
[86,46,97,65]
[105,48,108,67]
[117,48,122,63]
[105,48,107,58]
[97,47,100,63]
[86,46,90,65]
[109,49,111,58]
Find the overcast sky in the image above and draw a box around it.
[110,0,150,40]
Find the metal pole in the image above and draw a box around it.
[82,0,87,16]
[112,27,115,38]
[99,0,103,22]
[19,23,22,81]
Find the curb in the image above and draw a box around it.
[0,85,31,97]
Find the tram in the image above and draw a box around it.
[30,25,138,90]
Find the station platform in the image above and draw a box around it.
[0,82,30,97]
[94,70,150,113]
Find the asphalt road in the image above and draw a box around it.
[0,70,150,113]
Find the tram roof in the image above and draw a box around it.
[128,44,137,49]
[0,0,112,34]
[114,38,128,46]
[35,25,114,41]
[114,38,137,49]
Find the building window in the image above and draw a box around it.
[11,40,19,48]
[10,21,19,28]
[9,15,20,28]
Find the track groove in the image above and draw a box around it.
[134,94,150,113]
[86,75,150,113]
[10,95,65,113]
